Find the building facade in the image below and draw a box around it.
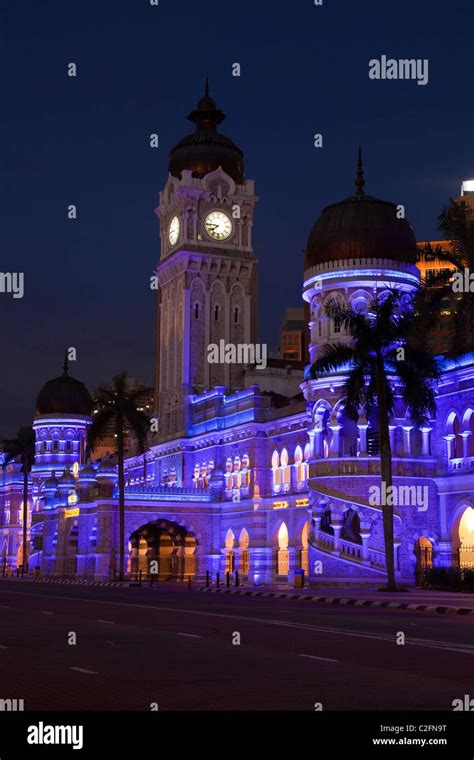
[1,88,474,585]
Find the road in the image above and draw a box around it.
[0,581,472,711]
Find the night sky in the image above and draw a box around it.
[1,0,473,435]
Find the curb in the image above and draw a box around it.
[195,586,474,616]
[0,578,130,588]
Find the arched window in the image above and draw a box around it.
[234,306,240,324]
[194,302,200,320]
[214,304,220,322]
[294,446,305,482]
[272,450,281,490]
[281,448,291,486]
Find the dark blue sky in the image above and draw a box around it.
[1,0,473,435]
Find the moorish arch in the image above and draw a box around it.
[129,519,197,581]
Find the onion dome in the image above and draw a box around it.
[168,79,244,184]
[36,353,92,417]
[96,457,117,479]
[305,149,418,270]
[58,466,76,489]
[78,462,97,485]
[43,472,59,492]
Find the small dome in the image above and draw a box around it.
[36,357,92,417]
[97,457,117,477]
[58,467,76,488]
[305,152,418,270]
[78,462,97,482]
[168,81,244,184]
[44,473,59,490]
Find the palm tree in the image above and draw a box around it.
[420,199,474,356]
[87,373,151,581]
[1,427,36,574]
[307,290,441,590]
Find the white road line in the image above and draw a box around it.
[41,611,54,615]
[69,667,98,675]
[0,605,10,608]
[0,645,8,649]
[300,654,339,663]
[97,620,115,624]
[2,589,472,657]
[178,633,201,638]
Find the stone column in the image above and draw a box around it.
[358,423,368,455]
[402,426,413,457]
[420,427,432,457]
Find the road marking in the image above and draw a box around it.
[2,589,473,657]
[177,632,201,639]
[41,611,54,615]
[106,641,120,648]
[300,654,339,663]
[0,605,10,608]
[97,620,115,624]
[69,667,98,675]
[0,645,8,649]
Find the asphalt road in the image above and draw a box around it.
[0,581,472,711]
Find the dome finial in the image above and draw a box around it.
[355,146,365,196]
[205,74,209,98]
[63,349,69,376]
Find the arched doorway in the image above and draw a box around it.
[276,522,290,577]
[239,529,249,575]
[225,529,235,573]
[414,536,433,584]
[458,506,474,567]
[300,521,309,574]
[129,520,197,581]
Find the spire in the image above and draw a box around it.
[355,146,366,196]
[63,349,69,376]
[205,75,209,98]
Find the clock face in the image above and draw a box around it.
[169,216,180,246]
[205,211,232,241]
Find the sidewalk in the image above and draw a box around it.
[195,583,474,616]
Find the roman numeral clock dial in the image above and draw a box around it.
[169,215,180,246]
[204,211,232,241]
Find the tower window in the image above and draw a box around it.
[66,441,71,451]
[194,302,200,320]
[53,441,59,451]
[333,317,342,334]
[234,306,240,324]
[214,304,220,322]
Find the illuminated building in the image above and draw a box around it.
[2,87,474,584]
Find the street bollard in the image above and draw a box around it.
[139,569,142,587]
[216,572,220,588]
[2,559,6,578]
[205,570,210,588]
[226,571,230,588]
[235,570,239,587]
[188,576,192,590]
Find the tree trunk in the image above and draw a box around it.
[117,426,125,582]
[22,470,28,574]
[376,359,397,591]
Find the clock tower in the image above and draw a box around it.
[154,83,259,441]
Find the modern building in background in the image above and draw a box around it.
[1,88,474,584]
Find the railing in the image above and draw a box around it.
[459,545,474,568]
[447,457,474,472]
[121,484,212,502]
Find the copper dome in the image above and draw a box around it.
[168,81,244,184]
[305,152,418,270]
[36,359,92,417]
